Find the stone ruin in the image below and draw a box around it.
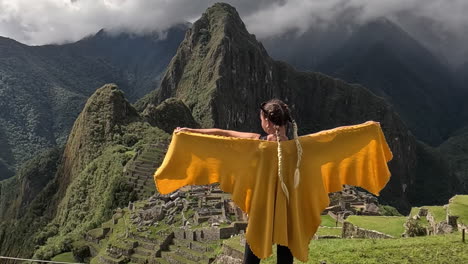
[406,207,459,237]
[323,185,382,223]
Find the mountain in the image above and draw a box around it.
[0,26,185,179]
[455,62,468,127]
[0,128,14,180]
[456,61,468,84]
[0,84,173,260]
[0,146,62,259]
[67,25,187,101]
[393,12,468,68]
[262,19,461,145]
[260,23,351,71]
[138,3,461,211]
[142,97,200,133]
[439,126,468,193]
[316,19,460,145]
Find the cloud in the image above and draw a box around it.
[243,0,468,38]
[0,0,279,45]
[1,0,468,61]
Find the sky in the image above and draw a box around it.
[1,0,467,44]
[0,0,467,65]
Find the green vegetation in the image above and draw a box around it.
[439,127,468,193]
[0,147,63,259]
[448,195,468,225]
[410,206,446,222]
[409,142,456,206]
[51,252,75,262]
[259,232,468,263]
[143,97,200,134]
[379,205,403,216]
[346,216,406,237]
[33,123,169,260]
[222,235,244,255]
[33,145,134,260]
[320,215,342,227]
[404,219,427,237]
[0,27,184,175]
[316,227,342,237]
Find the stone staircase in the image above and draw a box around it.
[125,142,168,199]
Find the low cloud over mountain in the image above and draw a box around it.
[1,0,468,66]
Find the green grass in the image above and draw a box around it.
[410,206,446,222]
[320,215,342,227]
[51,252,75,262]
[448,195,468,225]
[107,214,134,249]
[223,235,244,253]
[32,124,171,260]
[346,216,406,237]
[260,232,468,263]
[409,207,437,228]
[316,227,342,237]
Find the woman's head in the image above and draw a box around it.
[259,99,292,134]
[259,98,303,203]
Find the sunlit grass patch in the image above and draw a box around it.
[448,195,468,225]
[320,214,342,227]
[346,216,406,237]
[51,252,75,262]
[260,232,468,263]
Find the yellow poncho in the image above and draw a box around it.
[154,121,392,262]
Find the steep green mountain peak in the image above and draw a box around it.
[56,84,140,196]
[143,97,199,133]
[138,2,273,129]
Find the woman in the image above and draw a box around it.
[154,99,392,263]
[175,99,298,264]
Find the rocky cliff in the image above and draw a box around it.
[316,19,460,145]
[143,97,199,133]
[439,126,468,193]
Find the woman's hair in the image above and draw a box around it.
[260,99,303,203]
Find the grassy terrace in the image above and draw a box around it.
[346,216,406,237]
[316,227,343,237]
[410,206,446,222]
[448,195,468,225]
[320,215,342,227]
[223,235,244,253]
[259,232,468,263]
[51,252,75,262]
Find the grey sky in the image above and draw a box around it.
[1,0,467,65]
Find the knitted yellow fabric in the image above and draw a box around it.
[154,121,392,262]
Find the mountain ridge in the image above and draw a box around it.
[263,18,462,145]
[0,25,185,178]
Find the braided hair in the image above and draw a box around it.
[260,99,303,203]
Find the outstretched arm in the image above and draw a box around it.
[154,131,262,213]
[300,121,392,196]
[175,127,260,139]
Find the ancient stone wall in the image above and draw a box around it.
[342,221,394,239]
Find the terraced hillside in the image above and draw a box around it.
[74,185,247,264]
[125,142,169,200]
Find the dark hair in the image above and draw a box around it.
[260,98,302,203]
[260,99,293,127]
